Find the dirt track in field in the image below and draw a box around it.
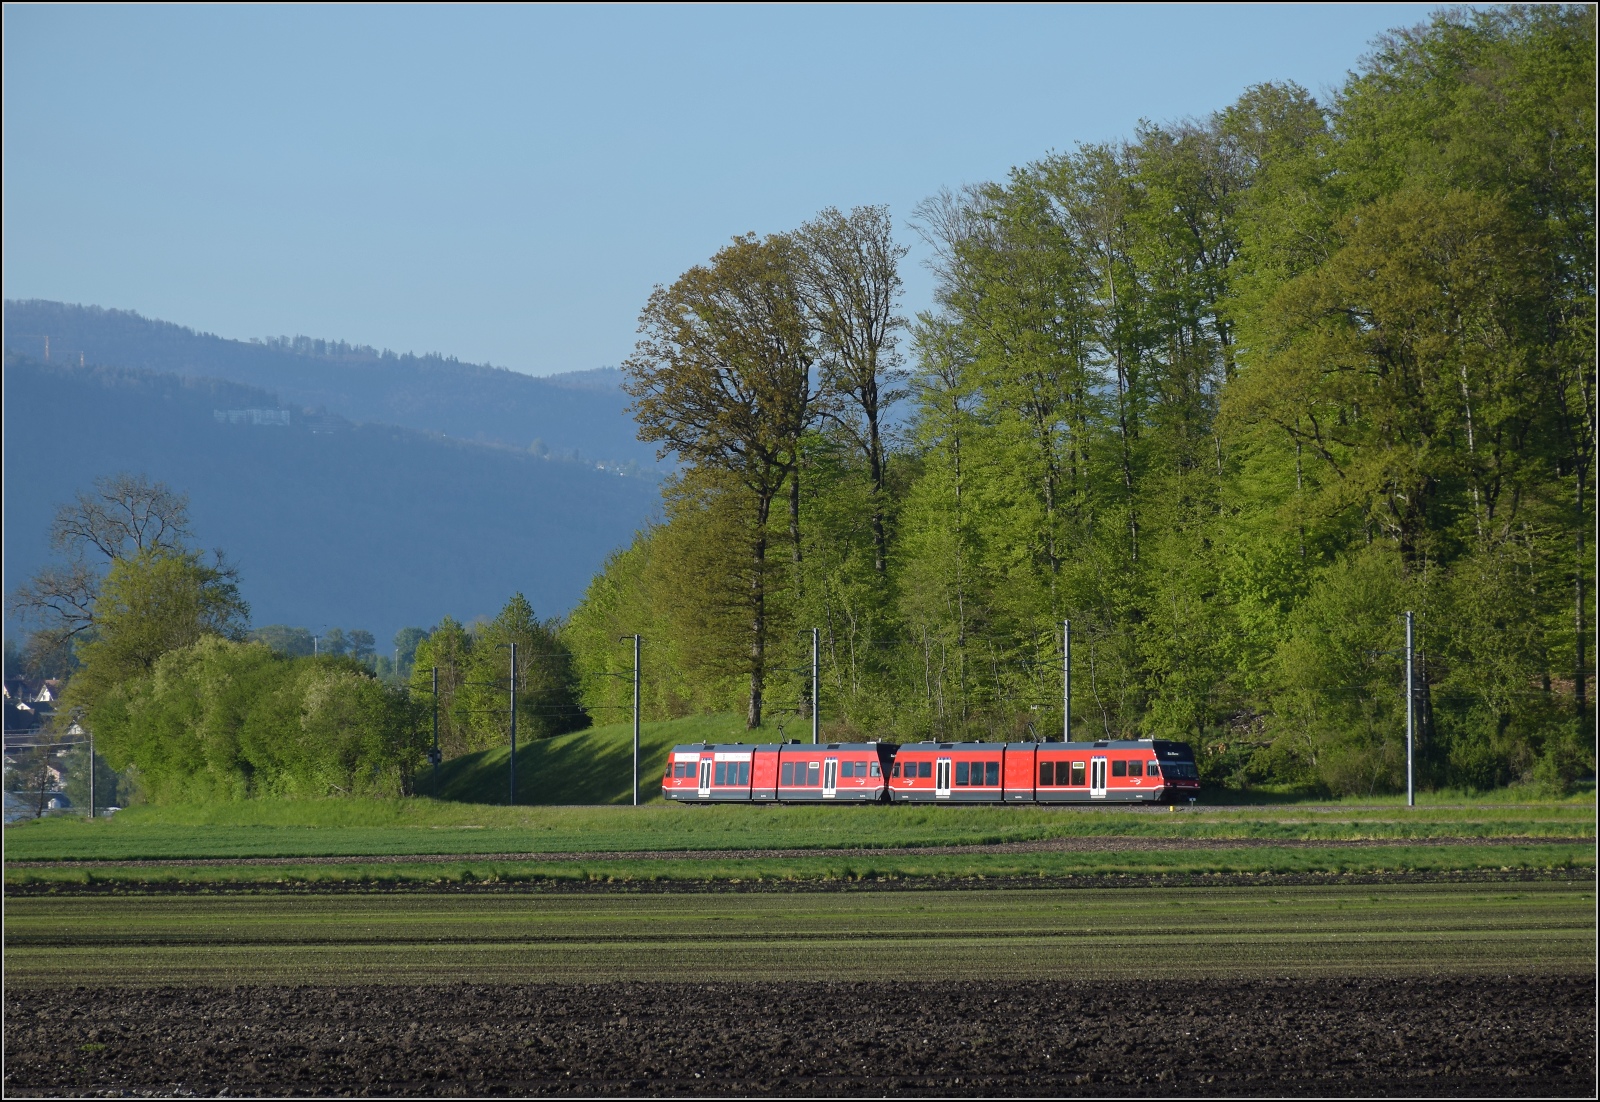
[8,833,1590,870]
[5,977,1592,1097]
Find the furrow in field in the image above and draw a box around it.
[8,832,1591,868]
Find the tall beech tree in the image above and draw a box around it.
[623,233,816,727]
[798,206,909,576]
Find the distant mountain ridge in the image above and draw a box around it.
[3,354,659,645]
[3,300,654,467]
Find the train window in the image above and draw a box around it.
[839,761,852,779]
[1147,761,1161,777]
[870,762,881,777]
[985,761,999,786]
[1039,762,1055,786]
[891,763,900,778]
[1071,761,1086,786]
[1112,760,1127,778]
[806,762,820,786]
[781,762,794,786]
[955,761,970,785]
[738,762,750,786]
[919,761,932,779]
[713,762,725,785]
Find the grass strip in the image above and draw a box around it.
[5,801,1594,863]
[5,883,1591,986]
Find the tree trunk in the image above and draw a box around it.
[1577,473,1588,721]
[788,457,803,590]
[748,492,773,729]
[1114,346,1138,563]
[867,400,887,575]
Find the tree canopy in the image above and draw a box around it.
[569,7,1594,793]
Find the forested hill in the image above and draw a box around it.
[2,300,653,467]
[566,7,1593,797]
[3,355,659,645]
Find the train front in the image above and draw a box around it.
[1152,740,1201,802]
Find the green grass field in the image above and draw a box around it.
[5,797,1591,862]
[5,882,1591,986]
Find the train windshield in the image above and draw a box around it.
[1160,762,1200,780]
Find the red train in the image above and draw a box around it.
[663,739,1200,804]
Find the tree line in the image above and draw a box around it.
[568,8,1594,795]
[8,474,584,803]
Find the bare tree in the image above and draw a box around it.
[8,473,194,647]
[798,206,909,575]
[50,473,192,563]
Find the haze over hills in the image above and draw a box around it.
[2,348,660,648]
[3,300,659,468]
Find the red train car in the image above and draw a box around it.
[663,741,896,803]
[662,743,772,802]
[1007,739,1200,803]
[890,743,1006,803]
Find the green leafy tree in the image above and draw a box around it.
[409,617,475,757]
[467,594,586,746]
[798,205,909,577]
[623,233,816,727]
[8,473,195,654]
[90,637,424,802]
[347,630,376,666]
[393,627,429,679]
[249,625,314,657]
[69,547,249,721]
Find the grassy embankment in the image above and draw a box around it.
[4,715,1592,887]
[5,882,1592,986]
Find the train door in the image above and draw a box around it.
[1090,756,1107,798]
[823,758,838,798]
[698,759,713,797]
[936,758,952,798]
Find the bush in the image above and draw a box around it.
[90,637,426,802]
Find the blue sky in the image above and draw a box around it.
[4,4,1441,376]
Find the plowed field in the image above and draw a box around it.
[5,977,1592,1096]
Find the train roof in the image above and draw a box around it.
[896,739,1194,756]
[668,741,897,753]
[786,742,897,753]
[895,742,1009,752]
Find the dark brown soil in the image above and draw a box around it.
[5,976,1592,1097]
[6,866,1591,897]
[10,833,1589,870]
